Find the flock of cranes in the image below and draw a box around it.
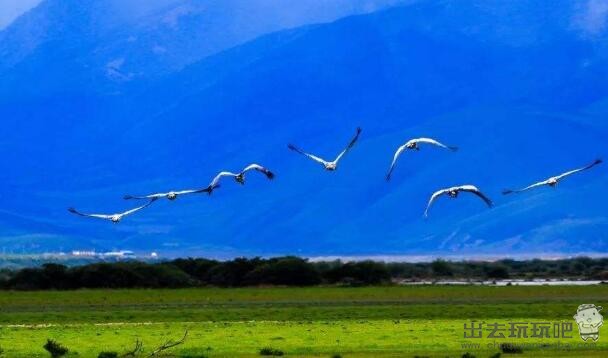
[69,127,602,223]
[68,164,275,223]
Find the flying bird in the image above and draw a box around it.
[424,185,493,218]
[236,164,275,183]
[205,164,275,193]
[124,187,215,201]
[204,171,236,194]
[503,159,602,195]
[68,199,157,223]
[288,127,361,171]
[386,137,458,181]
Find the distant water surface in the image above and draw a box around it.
[398,279,604,286]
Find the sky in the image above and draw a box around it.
[575,0,608,34]
[0,0,41,29]
[0,0,606,258]
[2,0,606,32]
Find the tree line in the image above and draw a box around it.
[0,256,607,290]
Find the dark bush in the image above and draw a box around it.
[259,347,284,356]
[42,264,70,289]
[9,268,49,290]
[324,260,390,285]
[431,259,454,277]
[43,339,68,358]
[244,257,321,286]
[205,257,264,287]
[171,258,218,281]
[97,352,118,358]
[138,263,194,287]
[8,264,71,289]
[499,343,523,354]
[2,256,608,290]
[71,263,145,288]
[485,264,510,279]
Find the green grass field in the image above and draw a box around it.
[0,285,607,357]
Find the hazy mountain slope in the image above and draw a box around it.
[0,0,606,255]
[0,0,407,97]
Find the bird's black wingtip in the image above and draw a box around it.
[594,158,603,165]
[67,207,77,213]
[123,195,133,200]
[205,184,220,195]
[502,189,513,195]
[449,146,459,152]
[287,144,296,151]
[266,171,275,180]
[356,127,362,133]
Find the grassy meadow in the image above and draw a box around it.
[0,286,607,357]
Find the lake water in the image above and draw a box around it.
[398,279,604,286]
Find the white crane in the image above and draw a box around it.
[124,187,214,201]
[203,171,236,194]
[288,127,361,171]
[424,185,493,218]
[386,137,458,181]
[205,163,275,194]
[68,199,157,223]
[503,159,602,195]
[236,163,275,183]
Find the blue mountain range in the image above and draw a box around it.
[0,0,606,257]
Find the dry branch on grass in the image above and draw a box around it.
[121,339,142,357]
[119,330,188,357]
[148,330,188,357]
